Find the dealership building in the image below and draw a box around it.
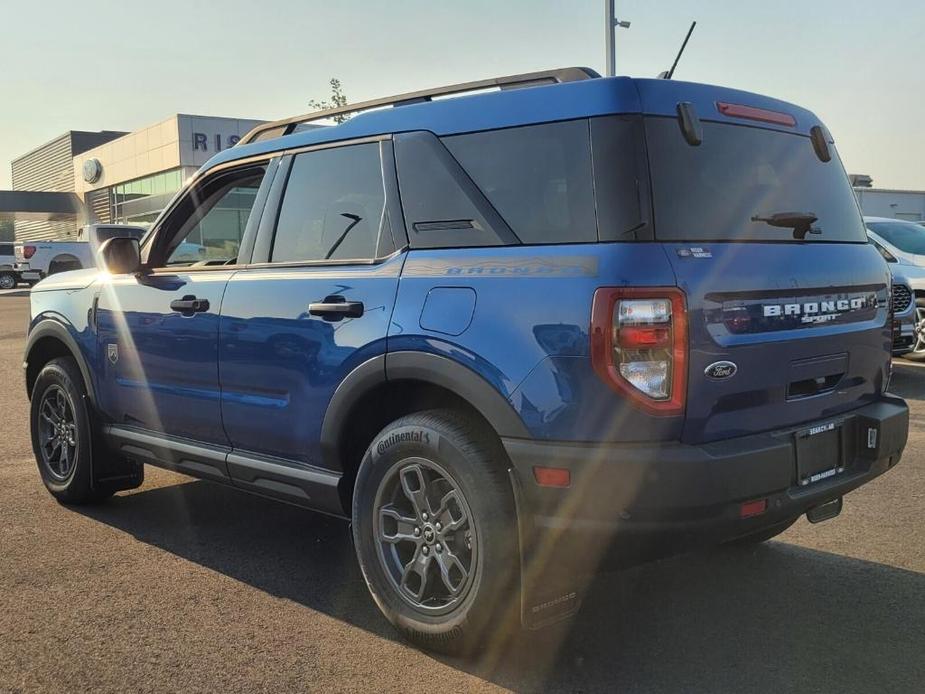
[3,114,264,242]
[852,180,925,222]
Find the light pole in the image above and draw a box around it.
[605,1,631,77]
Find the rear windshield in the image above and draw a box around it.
[645,117,866,243]
[867,221,925,254]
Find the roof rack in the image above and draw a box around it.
[239,67,600,145]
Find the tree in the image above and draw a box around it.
[0,219,13,242]
[308,78,350,123]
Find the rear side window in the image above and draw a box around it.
[0,243,12,256]
[272,143,386,262]
[443,120,597,244]
[645,117,866,242]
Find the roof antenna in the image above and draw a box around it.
[658,21,697,79]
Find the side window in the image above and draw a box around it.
[442,120,597,244]
[394,131,515,249]
[0,243,13,256]
[271,143,386,263]
[163,165,267,267]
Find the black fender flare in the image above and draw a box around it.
[23,319,97,406]
[319,351,530,471]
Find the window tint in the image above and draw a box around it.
[166,169,265,266]
[394,131,513,249]
[868,222,925,255]
[645,118,866,242]
[442,120,597,244]
[590,115,651,240]
[272,143,386,263]
[0,243,13,256]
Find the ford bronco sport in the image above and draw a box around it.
[24,68,909,653]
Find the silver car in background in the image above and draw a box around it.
[866,217,924,359]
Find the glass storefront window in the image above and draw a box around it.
[112,168,184,224]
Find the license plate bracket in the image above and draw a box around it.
[795,421,845,487]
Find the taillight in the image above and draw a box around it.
[23,245,36,259]
[716,101,797,127]
[590,287,688,416]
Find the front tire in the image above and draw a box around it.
[352,410,520,655]
[30,357,111,504]
[0,271,16,290]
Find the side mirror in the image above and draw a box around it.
[98,237,141,275]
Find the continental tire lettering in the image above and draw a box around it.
[376,430,432,455]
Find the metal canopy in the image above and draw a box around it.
[0,190,85,223]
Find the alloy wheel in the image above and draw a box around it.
[0,275,14,290]
[914,307,925,354]
[37,385,78,481]
[373,457,477,615]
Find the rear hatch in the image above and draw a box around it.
[643,112,891,445]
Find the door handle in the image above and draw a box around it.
[308,295,364,320]
[170,295,210,315]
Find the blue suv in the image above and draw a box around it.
[24,68,909,653]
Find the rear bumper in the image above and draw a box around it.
[14,264,41,282]
[505,395,908,568]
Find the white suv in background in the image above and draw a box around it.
[865,216,925,359]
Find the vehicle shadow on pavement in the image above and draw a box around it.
[77,479,925,694]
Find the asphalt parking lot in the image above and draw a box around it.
[1,293,923,693]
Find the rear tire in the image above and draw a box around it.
[901,298,925,361]
[352,409,520,655]
[724,517,798,546]
[30,357,112,505]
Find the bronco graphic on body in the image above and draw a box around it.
[23,67,908,655]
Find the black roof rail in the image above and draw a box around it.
[239,67,600,145]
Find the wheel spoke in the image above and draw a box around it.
[41,399,58,423]
[56,390,67,418]
[400,547,432,602]
[400,464,431,518]
[434,546,469,596]
[46,438,61,460]
[435,489,468,533]
[59,441,70,474]
[379,505,420,544]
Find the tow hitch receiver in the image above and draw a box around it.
[806,497,843,524]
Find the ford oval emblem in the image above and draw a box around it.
[705,360,737,380]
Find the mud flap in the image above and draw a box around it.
[508,469,585,629]
[85,395,145,494]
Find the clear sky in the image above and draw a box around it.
[1,0,922,190]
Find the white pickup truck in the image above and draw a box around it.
[0,241,18,289]
[14,225,146,284]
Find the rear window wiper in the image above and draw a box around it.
[750,211,821,240]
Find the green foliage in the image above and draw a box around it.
[308,78,350,124]
[0,220,13,242]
